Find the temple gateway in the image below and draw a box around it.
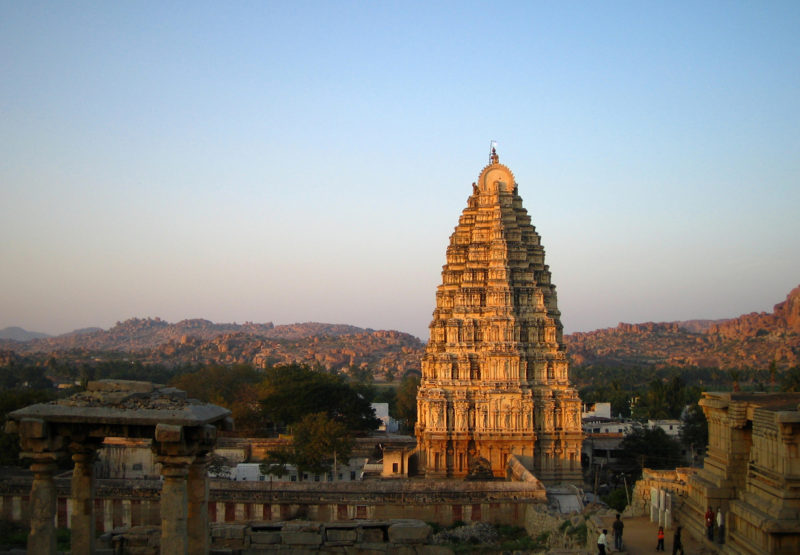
[415,149,583,483]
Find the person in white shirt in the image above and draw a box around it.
[597,529,610,554]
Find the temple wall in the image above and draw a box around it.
[0,477,546,531]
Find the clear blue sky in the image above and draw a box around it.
[2,1,799,339]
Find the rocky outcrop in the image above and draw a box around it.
[709,285,800,338]
[566,285,800,369]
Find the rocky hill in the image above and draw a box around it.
[565,285,800,369]
[0,318,424,379]
[0,326,50,341]
[0,317,371,353]
[2,285,798,375]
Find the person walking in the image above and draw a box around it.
[672,525,685,555]
[705,506,715,540]
[656,525,665,551]
[716,507,725,544]
[597,528,610,555]
[612,513,624,550]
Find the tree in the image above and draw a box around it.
[780,366,800,392]
[618,427,683,478]
[170,364,269,435]
[265,412,354,480]
[259,364,380,432]
[393,375,420,430]
[680,404,708,464]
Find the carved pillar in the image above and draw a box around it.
[160,457,191,555]
[29,458,58,555]
[71,449,97,554]
[187,454,209,554]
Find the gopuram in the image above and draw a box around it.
[415,148,583,483]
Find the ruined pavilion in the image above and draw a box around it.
[415,148,583,482]
[5,380,231,555]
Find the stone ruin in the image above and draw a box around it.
[4,379,231,554]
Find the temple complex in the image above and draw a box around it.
[678,391,800,554]
[415,148,583,483]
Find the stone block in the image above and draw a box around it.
[416,546,455,555]
[387,521,432,544]
[250,531,282,544]
[326,528,358,543]
[345,543,389,554]
[212,524,248,538]
[281,531,323,546]
[19,418,47,439]
[360,527,386,543]
[88,379,156,393]
[386,545,417,555]
[155,423,183,442]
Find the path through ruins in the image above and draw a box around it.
[598,515,717,555]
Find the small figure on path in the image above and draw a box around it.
[612,513,624,550]
[656,525,665,551]
[672,525,685,555]
[597,528,610,555]
[716,507,725,544]
[705,506,715,540]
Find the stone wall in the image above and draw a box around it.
[0,475,546,531]
[626,468,697,520]
[99,519,450,554]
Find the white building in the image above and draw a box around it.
[231,458,368,483]
[371,402,399,433]
[647,419,682,438]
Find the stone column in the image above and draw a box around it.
[160,458,191,555]
[187,454,209,554]
[71,449,97,554]
[28,458,58,555]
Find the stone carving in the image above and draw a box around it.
[415,152,583,483]
[5,380,231,555]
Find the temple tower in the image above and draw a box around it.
[415,148,582,483]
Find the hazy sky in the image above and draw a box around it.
[2,1,799,340]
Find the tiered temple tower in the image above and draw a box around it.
[415,149,582,483]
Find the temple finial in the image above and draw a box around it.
[490,140,499,164]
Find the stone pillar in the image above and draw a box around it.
[187,454,209,554]
[160,458,191,555]
[71,450,97,554]
[28,458,58,555]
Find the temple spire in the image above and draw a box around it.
[489,140,499,164]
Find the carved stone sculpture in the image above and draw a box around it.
[415,151,582,483]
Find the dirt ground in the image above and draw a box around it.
[595,515,718,555]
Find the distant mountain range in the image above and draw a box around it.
[0,326,51,341]
[567,285,800,369]
[0,318,423,379]
[2,284,798,372]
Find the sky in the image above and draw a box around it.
[1,1,799,340]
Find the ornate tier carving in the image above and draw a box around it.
[415,152,582,483]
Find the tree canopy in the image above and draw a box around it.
[258,364,379,432]
[618,427,683,478]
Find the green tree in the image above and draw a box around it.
[259,364,379,432]
[170,364,269,435]
[393,375,420,430]
[680,403,708,463]
[267,412,354,480]
[618,427,683,478]
[780,366,800,392]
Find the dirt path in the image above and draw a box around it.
[595,515,716,555]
